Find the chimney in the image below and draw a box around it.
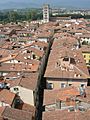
[56,99,61,109]
[79,86,86,97]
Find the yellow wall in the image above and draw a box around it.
[82,52,90,67]
[47,80,87,89]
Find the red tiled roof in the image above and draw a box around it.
[0,90,15,106]
[42,109,90,120]
[2,107,33,120]
[44,36,89,79]
[43,87,80,105]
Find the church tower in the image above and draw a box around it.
[43,4,50,23]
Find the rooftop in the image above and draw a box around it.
[2,107,33,120]
[43,86,80,105]
[42,109,90,120]
[0,89,15,106]
[44,36,89,79]
[5,72,39,90]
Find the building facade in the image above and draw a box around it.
[43,4,50,23]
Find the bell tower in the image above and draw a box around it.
[43,4,50,23]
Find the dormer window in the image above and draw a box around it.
[81,84,85,88]
[27,50,30,53]
[14,87,19,91]
[70,58,76,64]
[63,57,69,61]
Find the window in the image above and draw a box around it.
[78,107,85,111]
[63,57,69,61]
[40,48,42,50]
[14,87,19,91]
[84,55,86,58]
[68,107,74,112]
[69,84,72,86]
[81,84,85,88]
[27,50,30,53]
[61,83,65,88]
[47,83,54,89]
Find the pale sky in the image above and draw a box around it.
[0,0,90,9]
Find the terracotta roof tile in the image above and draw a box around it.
[43,87,80,105]
[0,90,15,106]
[44,36,89,79]
[17,103,35,116]
[2,107,33,120]
[42,110,90,120]
[5,72,39,90]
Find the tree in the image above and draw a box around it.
[8,11,19,22]
[30,10,37,20]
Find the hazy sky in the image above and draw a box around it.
[0,0,90,9]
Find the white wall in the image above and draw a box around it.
[38,38,48,43]
[0,101,10,107]
[81,38,90,44]
[0,72,8,76]
[10,86,34,106]
[5,60,19,63]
